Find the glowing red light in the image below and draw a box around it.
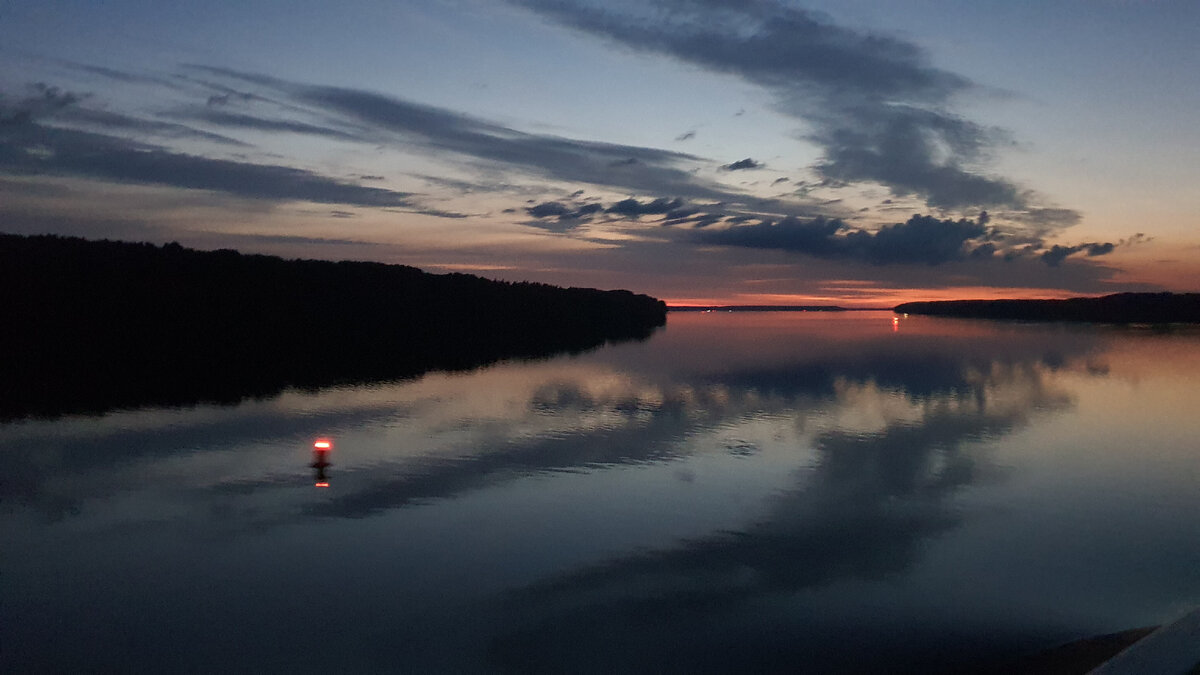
[315,482,330,488]
[314,439,332,450]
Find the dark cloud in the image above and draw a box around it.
[772,176,789,185]
[1040,241,1116,267]
[2,82,247,146]
[520,195,738,231]
[511,185,1120,274]
[699,213,988,265]
[181,67,877,230]
[674,130,696,141]
[814,106,1019,208]
[1118,233,1151,247]
[999,206,1081,232]
[186,66,751,203]
[392,207,473,220]
[56,61,187,90]
[720,157,762,171]
[0,114,414,207]
[524,200,605,230]
[183,78,271,108]
[607,196,683,216]
[61,107,248,146]
[527,201,572,218]
[969,242,998,259]
[164,108,365,142]
[510,0,1073,220]
[0,83,84,125]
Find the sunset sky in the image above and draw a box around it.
[2,0,1197,306]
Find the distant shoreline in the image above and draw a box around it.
[894,292,1200,324]
[669,305,889,312]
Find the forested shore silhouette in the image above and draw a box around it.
[0,233,667,419]
[895,292,1200,323]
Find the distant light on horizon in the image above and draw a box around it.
[314,439,332,450]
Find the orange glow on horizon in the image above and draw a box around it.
[315,482,330,488]
[665,286,1108,309]
[314,439,332,450]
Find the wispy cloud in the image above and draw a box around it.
[699,213,988,266]
[186,66,745,202]
[163,107,365,142]
[0,89,415,207]
[509,0,1070,220]
[720,157,763,171]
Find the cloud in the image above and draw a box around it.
[186,66,753,204]
[295,84,719,198]
[3,82,248,146]
[698,213,990,265]
[521,194,795,233]
[607,196,683,216]
[1040,241,1116,267]
[394,207,474,219]
[509,0,1073,220]
[526,200,603,221]
[61,106,249,146]
[524,199,605,230]
[176,67,883,231]
[720,157,762,171]
[490,335,1091,671]
[0,113,414,207]
[515,186,1119,272]
[814,106,1020,209]
[526,201,572,218]
[0,83,84,125]
[61,62,186,89]
[674,130,696,141]
[164,107,365,142]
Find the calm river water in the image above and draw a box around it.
[4,311,1199,672]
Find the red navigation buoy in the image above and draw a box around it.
[312,438,333,487]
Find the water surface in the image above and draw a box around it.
[4,312,1199,672]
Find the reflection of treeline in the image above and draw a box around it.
[895,293,1200,324]
[0,233,667,419]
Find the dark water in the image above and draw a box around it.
[4,312,1199,672]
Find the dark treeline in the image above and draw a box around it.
[0,233,667,419]
[895,292,1200,323]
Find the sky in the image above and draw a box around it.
[1,0,1198,306]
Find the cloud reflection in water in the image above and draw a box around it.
[8,313,1152,673]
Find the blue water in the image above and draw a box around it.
[4,311,1199,672]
